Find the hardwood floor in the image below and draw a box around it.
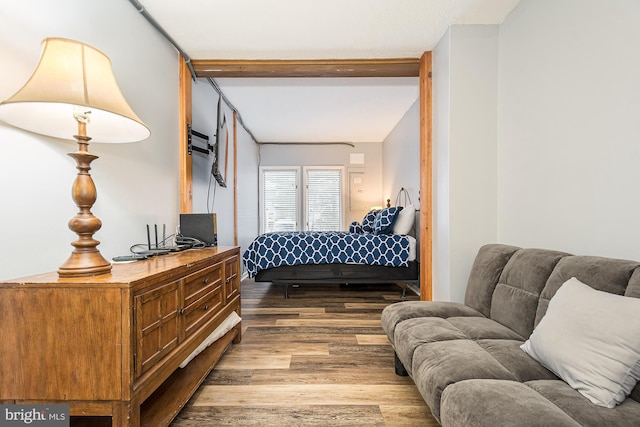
[171,279,439,426]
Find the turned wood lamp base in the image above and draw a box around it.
[57,120,111,278]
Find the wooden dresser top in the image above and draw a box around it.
[1,246,240,288]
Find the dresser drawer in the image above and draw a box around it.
[224,254,240,304]
[134,280,180,377]
[183,261,223,308]
[182,284,223,337]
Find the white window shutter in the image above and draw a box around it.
[306,169,342,231]
[262,169,298,232]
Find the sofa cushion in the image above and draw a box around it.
[440,379,582,427]
[411,340,519,421]
[522,277,640,408]
[526,380,640,427]
[393,316,525,378]
[392,315,524,374]
[446,317,523,341]
[464,244,520,317]
[535,255,640,326]
[476,339,557,382]
[380,300,483,344]
[490,248,568,338]
[393,317,468,376]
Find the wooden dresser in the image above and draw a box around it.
[0,246,241,427]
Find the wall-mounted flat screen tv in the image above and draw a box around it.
[212,96,227,188]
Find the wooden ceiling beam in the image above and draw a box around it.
[192,58,421,78]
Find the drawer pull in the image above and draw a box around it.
[179,308,186,315]
[203,278,209,284]
[204,305,209,311]
[226,278,231,284]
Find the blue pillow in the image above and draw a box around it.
[374,206,403,235]
[349,221,364,234]
[361,210,379,233]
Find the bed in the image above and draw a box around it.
[242,202,419,297]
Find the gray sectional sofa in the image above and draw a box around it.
[381,244,640,426]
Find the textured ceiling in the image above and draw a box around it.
[137,0,520,142]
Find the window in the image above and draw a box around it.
[260,167,299,233]
[304,167,342,231]
[260,166,343,233]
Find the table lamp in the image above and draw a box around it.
[0,38,150,277]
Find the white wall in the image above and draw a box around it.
[259,142,384,226]
[0,1,180,280]
[236,123,260,268]
[432,28,452,301]
[432,25,499,302]
[382,100,420,206]
[497,0,640,260]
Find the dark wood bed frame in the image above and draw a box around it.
[255,261,419,298]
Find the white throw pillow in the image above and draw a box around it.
[520,277,640,408]
[392,205,415,235]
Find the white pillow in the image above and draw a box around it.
[520,277,640,408]
[392,205,415,235]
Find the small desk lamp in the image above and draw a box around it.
[0,38,150,277]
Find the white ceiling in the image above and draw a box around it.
[209,77,420,143]
[138,0,520,143]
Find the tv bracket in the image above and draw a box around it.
[187,124,213,155]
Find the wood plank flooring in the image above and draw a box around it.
[171,280,439,426]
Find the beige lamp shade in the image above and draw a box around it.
[0,37,150,143]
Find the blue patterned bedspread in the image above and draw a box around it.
[242,231,410,278]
